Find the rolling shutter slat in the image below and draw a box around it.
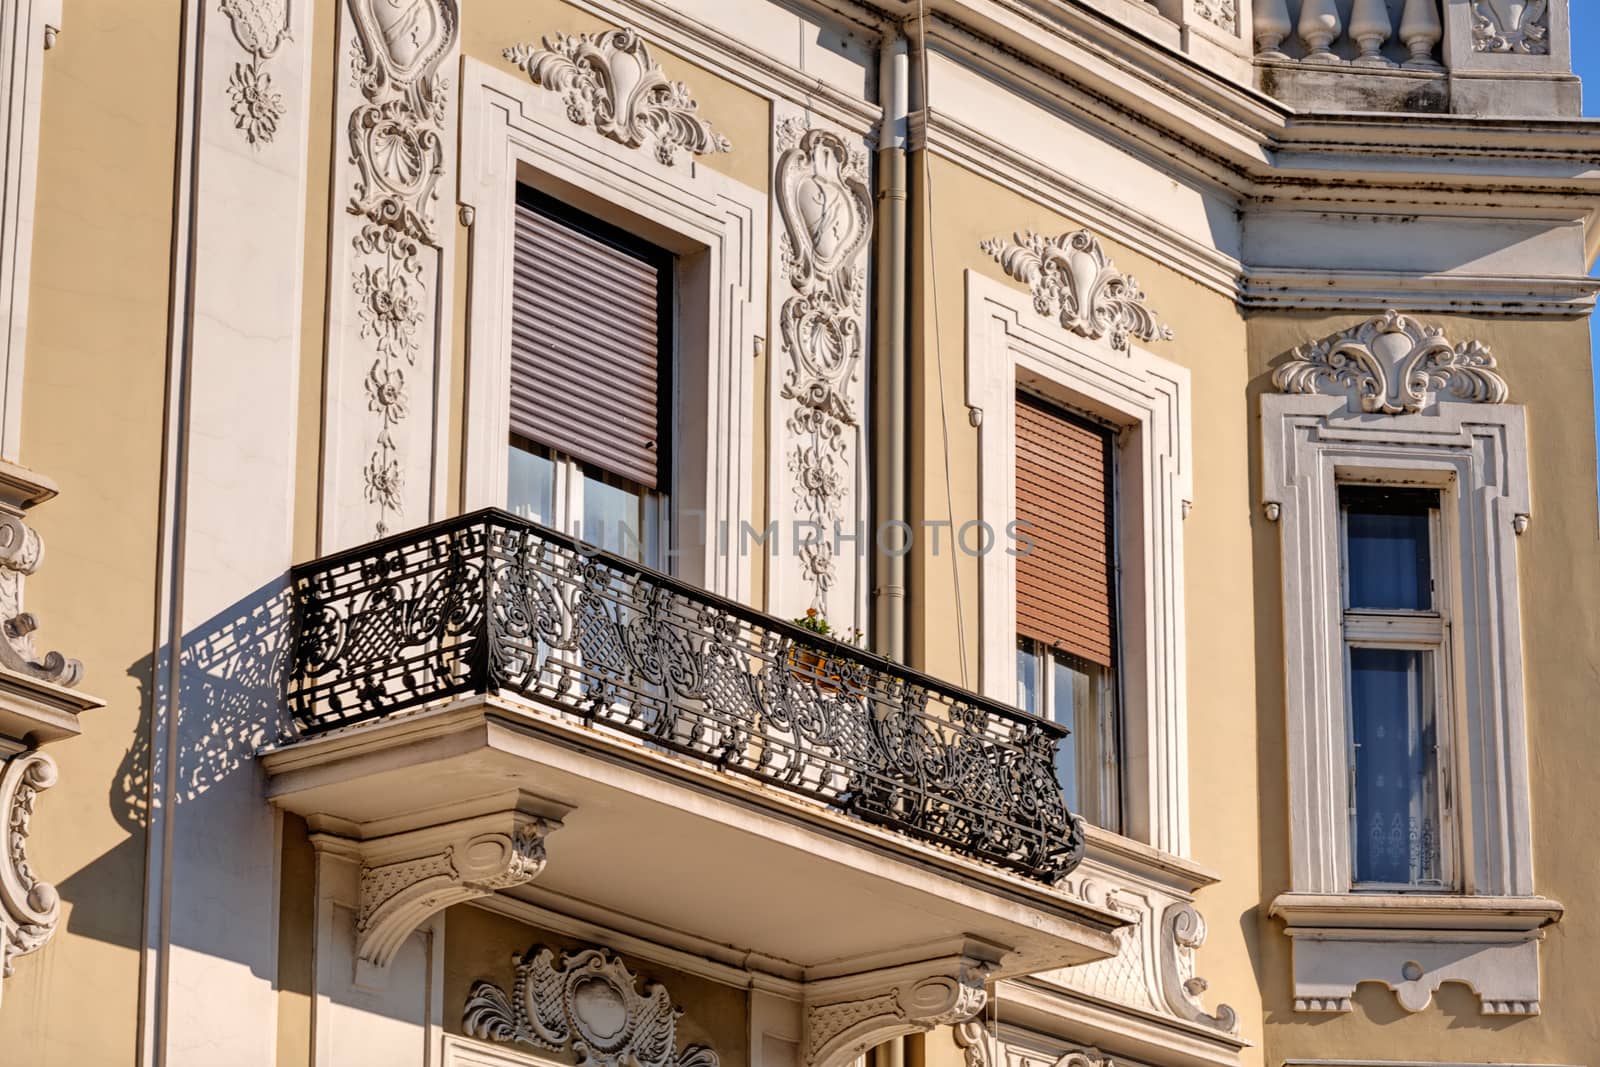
[1015,396,1116,668]
[510,199,664,488]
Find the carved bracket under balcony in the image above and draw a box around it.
[805,958,993,1067]
[465,944,718,1067]
[316,805,559,973]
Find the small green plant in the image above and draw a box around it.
[792,607,863,646]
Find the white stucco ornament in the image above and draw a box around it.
[1471,0,1549,53]
[464,945,719,1067]
[1272,309,1508,415]
[218,0,290,146]
[504,28,731,165]
[774,118,873,610]
[0,751,60,1007]
[981,229,1173,352]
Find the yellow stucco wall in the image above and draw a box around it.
[1248,312,1600,1062]
[907,151,1266,1061]
[3,1,1597,1063]
[0,2,181,1063]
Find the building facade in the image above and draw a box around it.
[0,0,1596,1065]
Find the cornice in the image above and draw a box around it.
[1241,269,1600,316]
[909,6,1600,197]
[916,109,1242,297]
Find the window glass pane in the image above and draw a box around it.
[1350,647,1441,886]
[1343,490,1434,611]
[580,468,649,563]
[507,442,556,526]
[1050,653,1087,814]
[1016,638,1040,717]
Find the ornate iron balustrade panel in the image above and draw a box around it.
[288,510,1085,881]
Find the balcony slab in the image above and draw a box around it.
[262,693,1126,986]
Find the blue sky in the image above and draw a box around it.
[1581,7,1600,480]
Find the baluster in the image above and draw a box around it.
[1349,0,1396,65]
[1399,0,1443,68]
[1298,0,1344,62]
[1254,0,1293,57]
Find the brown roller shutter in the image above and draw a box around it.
[510,192,669,488]
[1015,394,1115,667]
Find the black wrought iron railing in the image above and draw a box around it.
[286,509,1085,881]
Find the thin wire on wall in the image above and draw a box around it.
[915,0,972,688]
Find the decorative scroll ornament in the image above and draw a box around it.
[344,0,457,536]
[775,119,873,610]
[1045,874,1238,1035]
[1159,903,1240,1034]
[807,971,989,1067]
[219,0,290,146]
[0,513,82,686]
[504,29,730,166]
[1471,0,1549,54]
[464,945,719,1067]
[1272,309,1508,415]
[356,815,551,968]
[1,752,61,1005]
[981,230,1173,353]
[952,1028,1113,1067]
[1195,0,1239,35]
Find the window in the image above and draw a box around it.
[1260,311,1556,1018]
[505,190,674,568]
[1339,486,1452,890]
[1013,393,1122,830]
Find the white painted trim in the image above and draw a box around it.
[1261,346,1546,1014]
[0,0,53,460]
[1240,268,1600,316]
[965,271,1193,856]
[458,57,765,601]
[442,1034,550,1066]
[1261,393,1534,898]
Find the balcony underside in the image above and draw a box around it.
[263,692,1124,984]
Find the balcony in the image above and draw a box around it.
[264,510,1122,1060]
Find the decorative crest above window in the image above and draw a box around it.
[464,945,718,1067]
[504,29,731,165]
[1272,309,1508,415]
[1471,0,1549,54]
[980,230,1173,352]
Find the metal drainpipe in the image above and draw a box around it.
[871,31,910,663]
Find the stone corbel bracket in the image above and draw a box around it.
[315,803,560,981]
[804,953,997,1067]
[0,462,87,688]
[1158,902,1239,1033]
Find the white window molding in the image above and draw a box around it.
[1261,309,1561,1018]
[0,0,58,460]
[459,55,765,601]
[965,269,1193,856]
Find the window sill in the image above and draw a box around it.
[1269,891,1563,934]
[1269,892,1563,1016]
